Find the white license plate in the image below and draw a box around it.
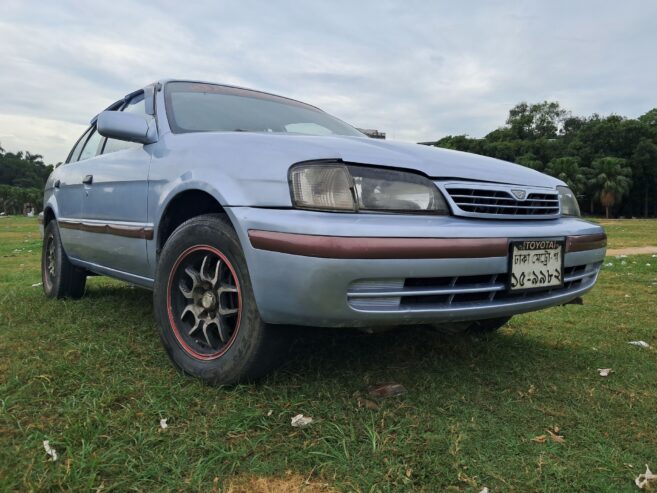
[509,240,564,291]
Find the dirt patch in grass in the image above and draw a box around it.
[606,246,657,256]
[225,474,337,493]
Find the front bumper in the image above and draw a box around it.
[227,207,606,327]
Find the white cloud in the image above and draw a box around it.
[1,0,656,163]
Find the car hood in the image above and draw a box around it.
[161,132,565,208]
[189,132,561,188]
[317,135,562,187]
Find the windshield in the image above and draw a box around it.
[164,82,364,137]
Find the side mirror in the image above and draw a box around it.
[96,111,158,145]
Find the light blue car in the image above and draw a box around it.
[41,80,607,384]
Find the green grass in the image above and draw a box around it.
[1,216,657,492]
[594,219,657,249]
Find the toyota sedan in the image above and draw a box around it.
[41,80,607,384]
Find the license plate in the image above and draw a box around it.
[509,240,564,291]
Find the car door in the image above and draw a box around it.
[76,92,153,278]
[55,126,99,260]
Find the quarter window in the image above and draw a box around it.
[78,129,103,161]
[67,127,92,164]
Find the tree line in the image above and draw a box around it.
[0,145,53,214]
[431,102,657,218]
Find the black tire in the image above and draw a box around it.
[153,214,286,385]
[467,316,512,334]
[42,220,87,299]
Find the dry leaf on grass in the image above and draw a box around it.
[43,440,58,461]
[547,428,565,443]
[635,465,657,489]
[532,427,565,444]
[598,368,613,377]
[291,414,313,428]
[356,397,379,410]
[367,383,407,399]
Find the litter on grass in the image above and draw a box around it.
[43,440,58,461]
[159,418,168,429]
[31,282,42,287]
[291,414,313,428]
[597,368,613,377]
[479,488,490,493]
[635,465,657,489]
[628,341,651,349]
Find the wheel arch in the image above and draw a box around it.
[42,201,58,226]
[156,188,235,257]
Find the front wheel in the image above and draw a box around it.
[153,214,285,385]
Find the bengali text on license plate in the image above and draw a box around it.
[510,240,563,291]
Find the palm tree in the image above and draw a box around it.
[544,157,587,195]
[589,157,633,218]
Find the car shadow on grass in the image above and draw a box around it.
[81,281,600,391]
[272,323,594,387]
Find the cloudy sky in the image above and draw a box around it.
[1,0,656,164]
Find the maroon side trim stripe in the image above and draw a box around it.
[248,230,509,259]
[58,219,154,240]
[565,233,607,253]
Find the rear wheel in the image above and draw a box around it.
[42,220,87,299]
[153,214,286,385]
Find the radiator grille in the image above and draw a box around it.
[444,185,560,218]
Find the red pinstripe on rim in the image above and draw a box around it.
[166,244,242,360]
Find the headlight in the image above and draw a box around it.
[557,186,581,217]
[289,163,449,214]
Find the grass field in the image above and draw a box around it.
[1,216,656,492]
[595,219,657,250]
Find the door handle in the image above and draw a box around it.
[82,175,93,185]
[54,179,60,188]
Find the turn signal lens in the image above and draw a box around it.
[557,186,581,217]
[289,164,356,211]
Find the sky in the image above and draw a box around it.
[1,0,656,164]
